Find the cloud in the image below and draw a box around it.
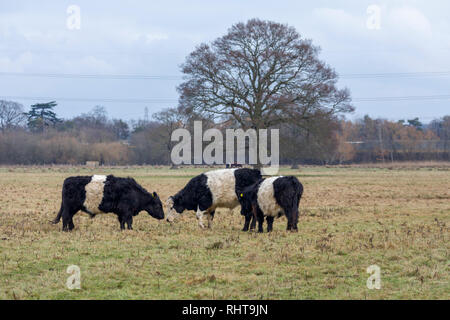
[387,6,432,37]
[0,1,449,120]
[0,52,33,72]
[145,32,169,43]
[313,7,364,32]
[64,56,114,73]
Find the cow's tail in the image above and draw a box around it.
[52,202,63,224]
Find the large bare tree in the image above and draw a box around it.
[178,18,354,130]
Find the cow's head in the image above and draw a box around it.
[145,192,164,220]
[238,190,252,215]
[165,195,184,223]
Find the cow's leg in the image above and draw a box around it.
[292,194,301,232]
[62,213,70,231]
[257,214,264,233]
[249,215,256,230]
[286,213,293,231]
[242,214,251,231]
[249,204,258,230]
[196,195,214,229]
[206,209,215,229]
[286,217,292,231]
[62,206,77,232]
[118,215,126,230]
[266,216,274,232]
[292,209,299,232]
[126,216,133,230]
[196,207,206,229]
[116,203,135,231]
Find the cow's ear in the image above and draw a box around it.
[153,192,158,198]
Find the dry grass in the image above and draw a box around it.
[0,164,448,299]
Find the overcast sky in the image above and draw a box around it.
[1,0,449,122]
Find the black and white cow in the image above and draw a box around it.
[238,176,303,232]
[52,174,164,231]
[165,168,262,228]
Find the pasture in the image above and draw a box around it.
[0,164,448,299]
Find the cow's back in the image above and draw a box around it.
[257,176,284,217]
[83,175,108,214]
[205,169,237,208]
[204,168,261,209]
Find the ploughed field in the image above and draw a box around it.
[0,164,448,299]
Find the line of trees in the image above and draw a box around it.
[333,115,450,163]
[1,20,448,165]
[0,99,448,165]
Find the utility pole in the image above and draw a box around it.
[377,122,385,163]
[144,107,149,124]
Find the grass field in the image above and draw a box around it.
[0,164,448,299]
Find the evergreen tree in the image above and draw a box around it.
[25,101,61,132]
[407,117,423,131]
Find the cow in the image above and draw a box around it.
[165,168,262,228]
[52,174,164,231]
[238,176,303,232]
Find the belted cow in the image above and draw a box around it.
[238,176,303,232]
[165,168,262,228]
[52,175,164,231]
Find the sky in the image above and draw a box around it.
[0,0,449,123]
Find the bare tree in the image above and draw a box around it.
[153,107,185,164]
[179,19,354,133]
[0,100,26,132]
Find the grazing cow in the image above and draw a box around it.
[165,168,262,228]
[52,175,164,231]
[238,176,303,232]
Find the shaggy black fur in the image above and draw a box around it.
[234,168,262,197]
[238,176,303,232]
[169,168,262,219]
[239,179,263,232]
[171,173,213,213]
[52,175,164,231]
